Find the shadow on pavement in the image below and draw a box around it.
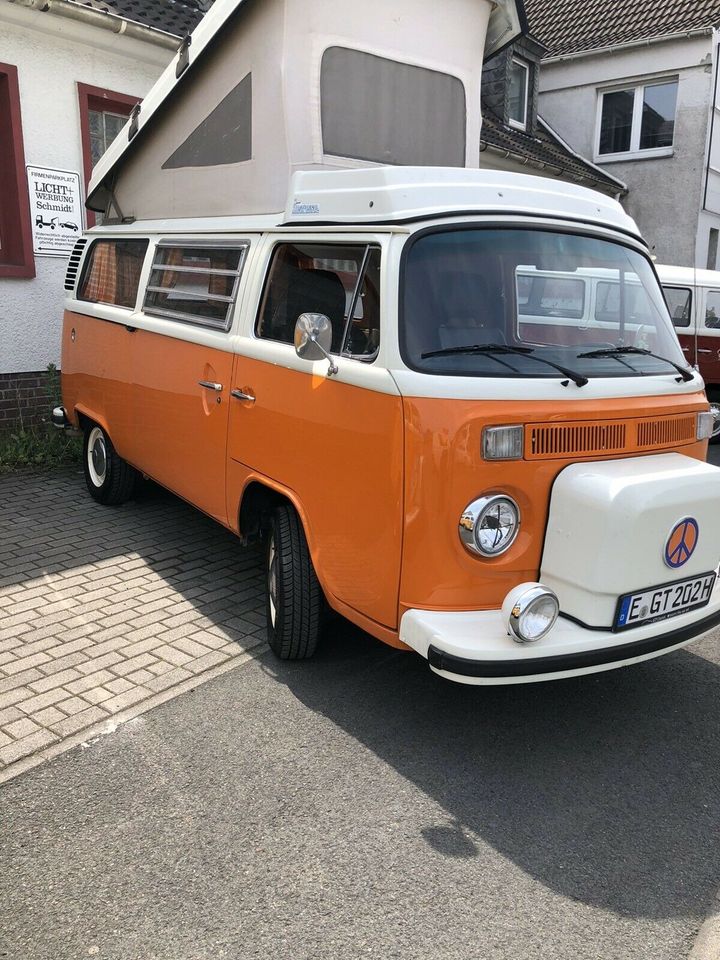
[264,616,720,922]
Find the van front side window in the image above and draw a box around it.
[256,243,380,358]
[401,228,684,380]
[662,286,692,328]
[78,239,149,308]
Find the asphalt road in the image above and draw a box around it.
[2,612,720,960]
[2,442,720,960]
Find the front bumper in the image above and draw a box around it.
[400,587,720,684]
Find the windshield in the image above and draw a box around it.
[401,228,687,379]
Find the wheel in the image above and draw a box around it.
[82,423,137,505]
[265,504,322,659]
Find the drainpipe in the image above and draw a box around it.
[8,0,181,50]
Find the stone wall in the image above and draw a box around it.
[0,371,55,432]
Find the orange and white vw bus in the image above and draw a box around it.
[55,167,720,684]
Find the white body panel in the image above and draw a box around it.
[540,454,720,626]
[285,167,639,234]
[400,589,720,685]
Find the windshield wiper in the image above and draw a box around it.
[421,343,589,387]
[576,346,694,383]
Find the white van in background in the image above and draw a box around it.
[657,265,720,438]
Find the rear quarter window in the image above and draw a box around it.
[78,239,149,308]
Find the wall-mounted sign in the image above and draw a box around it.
[27,166,84,257]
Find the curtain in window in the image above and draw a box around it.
[81,242,118,303]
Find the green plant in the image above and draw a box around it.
[0,425,81,473]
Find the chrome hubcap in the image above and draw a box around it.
[87,427,107,486]
[268,536,277,627]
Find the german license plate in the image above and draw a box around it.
[614,572,716,632]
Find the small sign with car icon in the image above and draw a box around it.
[27,166,84,257]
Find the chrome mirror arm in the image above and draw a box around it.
[310,335,339,377]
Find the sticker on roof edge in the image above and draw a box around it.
[292,202,320,215]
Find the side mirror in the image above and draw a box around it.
[294,313,338,376]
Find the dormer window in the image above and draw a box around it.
[508,57,529,130]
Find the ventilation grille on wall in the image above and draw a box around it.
[64,238,88,291]
[526,414,697,460]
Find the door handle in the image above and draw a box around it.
[231,388,256,403]
[198,380,223,391]
[698,349,713,354]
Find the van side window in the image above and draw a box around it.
[143,243,248,331]
[706,291,720,329]
[517,275,584,320]
[256,243,380,357]
[78,239,149,308]
[662,286,691,328]
[595,281,653,324]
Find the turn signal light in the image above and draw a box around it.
[482,425,524,460]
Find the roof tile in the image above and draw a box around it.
[525,0,720,57]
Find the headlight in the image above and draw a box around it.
[459,494,520,557]
[502,583,559,643]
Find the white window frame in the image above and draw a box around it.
[594,77,678,162]
[508,57,529,131]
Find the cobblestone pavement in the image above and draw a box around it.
[0,467,265,778]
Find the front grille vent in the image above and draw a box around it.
[528,422,627,459]
[636,415,695,448]
[526,413,698,460]
[64,238,88,291]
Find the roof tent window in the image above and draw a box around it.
[320,47,466,167]
[162,73,252,169]
[143,242,248,331]
[78,239,149,308]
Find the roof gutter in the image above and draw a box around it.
[543,26,714,64]
[479,138,627,198]
[7,0,182,50]
[537,116,628,193]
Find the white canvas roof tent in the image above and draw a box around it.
[87,0,527,223]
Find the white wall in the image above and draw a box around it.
[0,4,172,373]
[538,34,718,267]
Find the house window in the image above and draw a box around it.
[88,110,129,168]
[0,63,34,278]
[508,58,529,130]
[597,79,678,160]
[77,84,140,226]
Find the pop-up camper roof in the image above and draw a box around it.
[88,0,527,222]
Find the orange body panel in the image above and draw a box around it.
[62,311,233,524]
[227,357,404,629]
[131,329,233,524]
[62,308,711,651]
[400,391,709,616]
[61,311,134,456]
